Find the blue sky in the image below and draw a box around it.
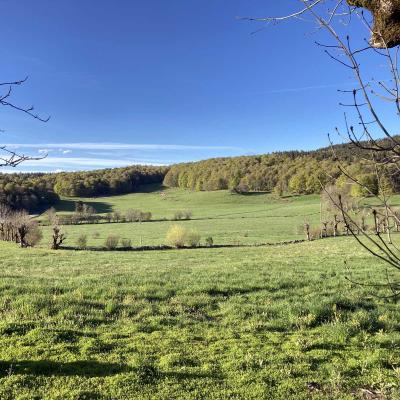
[0,1,391,172]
